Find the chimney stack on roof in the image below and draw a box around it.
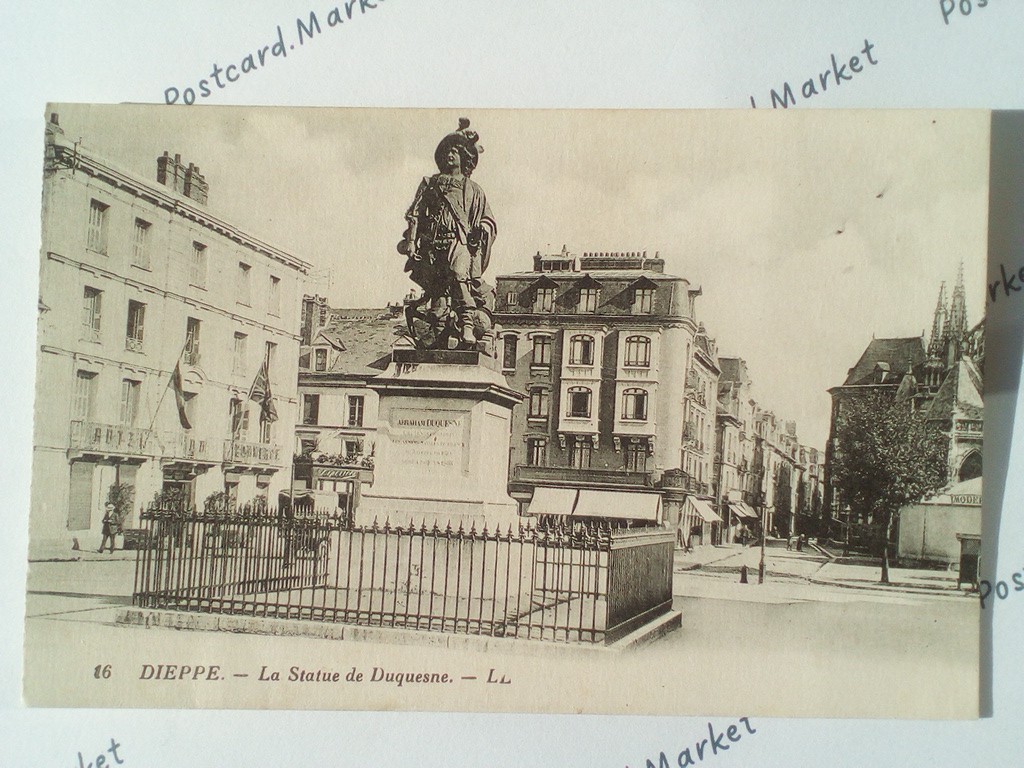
[157,151,208,205]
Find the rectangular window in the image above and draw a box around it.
[502,336,518,371]
[534,287,555,313]
[528,388,550,419]
[569,437,592,469]
[531,336,552,367]
[259,413,273,444]
[505,291,517,306]
[184,317,201,366]
[230,398,249,439]
[81,287,102,341]
[237,262,251,305]
[87,199,109,254]
[632,288,655,315]
[72,371,97,422]
[343,439,362,458]
[567,387,592,418]
[131,218,151,268]
[119,379,141,426]
[348,395,365,427]
[314,348,328,372]
[189,242,207,288]
[302,395,320,425]
[526,438,546,467]
[269,276,281,316]
[233,332,247,375]
[623,335,651,367]
[265,341,277,380]
[624,441,648,472]
[125,300,145,352]
[568,335,595,366]
[622,389,649,421]
[578,287,600,313]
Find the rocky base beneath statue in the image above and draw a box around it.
[358,348,524,531]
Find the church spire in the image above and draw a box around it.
[941,261,968,367]
[928,281,947,357]
[948,261,968,344]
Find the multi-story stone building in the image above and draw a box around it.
[715,357,812,540]
[716,358,761,536]
[31,114,310,552]
[679,325,721,543]
[293,297,404,509]
[495,247,717,536]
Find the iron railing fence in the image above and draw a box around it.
[133,502,674,644]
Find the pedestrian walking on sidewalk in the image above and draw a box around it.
[98,502,120,553]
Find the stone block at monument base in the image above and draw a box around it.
[358,349,524,530]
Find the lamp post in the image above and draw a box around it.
[758,492,767,585]
[843,504,852,557]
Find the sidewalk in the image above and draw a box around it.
[810,561,975,598]
[674,543,746,572]
[29,542,138,563]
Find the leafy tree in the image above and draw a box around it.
[829,391,947,583]
[106,483,135,525]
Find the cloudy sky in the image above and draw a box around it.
[47,105,990,448]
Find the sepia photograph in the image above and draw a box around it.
[24,105,988,717]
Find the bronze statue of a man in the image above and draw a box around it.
[398,119,497,350]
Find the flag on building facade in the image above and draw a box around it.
[171,360,191,430]
[248,357,278,423]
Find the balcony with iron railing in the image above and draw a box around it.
[223,439,282,466]
[70,420,156,456]
[511,464,654,488]
[163,431,217,463]
[657,469,710,495]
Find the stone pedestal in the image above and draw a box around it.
[358,349,524,529]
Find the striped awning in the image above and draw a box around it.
[686,496,722,524]
[729,501,758,520]
[526,486,578,517]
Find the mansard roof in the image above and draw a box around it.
[842,337,927,386]
[718,357,747,385]
[306,308,403,377]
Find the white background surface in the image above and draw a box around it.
[3,2,1024,765]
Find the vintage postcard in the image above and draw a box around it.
[24,105,988,717]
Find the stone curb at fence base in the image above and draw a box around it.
[117,608,682,655]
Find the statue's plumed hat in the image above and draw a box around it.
[434,118,483,174]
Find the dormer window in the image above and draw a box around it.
[632,287,655,315]
[578,287,600,313]
[314,348,328,372]
[535,287,555,313]
[568,334,595,366]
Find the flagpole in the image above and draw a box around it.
[146,337,191,435]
